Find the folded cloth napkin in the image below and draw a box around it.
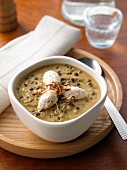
[0,15,81,114]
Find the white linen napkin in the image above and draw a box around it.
[0,15,81,113]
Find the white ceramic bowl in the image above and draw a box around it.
[8,56,107,142]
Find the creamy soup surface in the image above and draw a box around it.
[16,64,101,122]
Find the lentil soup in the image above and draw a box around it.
[16,64,101,122]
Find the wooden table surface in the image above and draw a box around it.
[0,0,127,169]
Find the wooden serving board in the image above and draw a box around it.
[0,49,123,158]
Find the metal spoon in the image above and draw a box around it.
[78,57,127,140]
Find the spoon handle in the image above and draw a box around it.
[104,96,127,140]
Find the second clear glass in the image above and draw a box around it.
[61,0,116,26]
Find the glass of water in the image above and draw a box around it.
[61,0,116,27]
[83,6,123,49]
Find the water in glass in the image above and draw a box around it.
[84,6,123,48]
[86,14,120,48]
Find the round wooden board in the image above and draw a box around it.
[0,48,123,158]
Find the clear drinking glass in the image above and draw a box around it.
[83,6,123,48]
[61,0,116,26]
